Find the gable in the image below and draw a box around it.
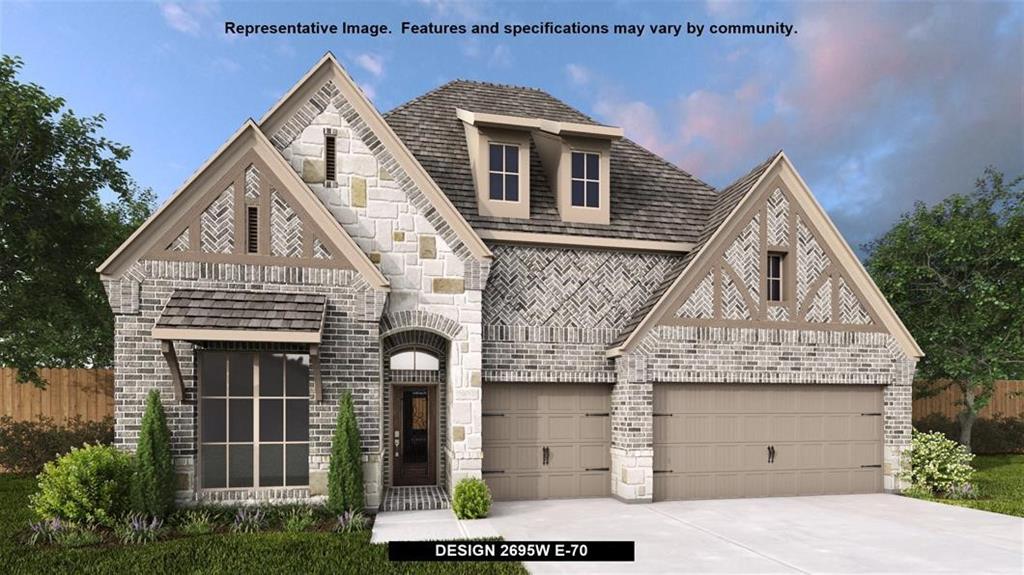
[611,153,922,359]
[98,122,388,289]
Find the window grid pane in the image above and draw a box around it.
[488,143,519,201]
[570,152,600,207]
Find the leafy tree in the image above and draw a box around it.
[327,391,364,513]
[0,55,153,386]
[866,168,1024,449]
[131,390,176,517]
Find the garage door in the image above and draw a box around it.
[482,383,611,501]
[654,384,883,501]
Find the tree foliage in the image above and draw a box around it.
[0,55,153,386]
[866,168,1024,448]
[327,391,364,513]
[130,390,176,518]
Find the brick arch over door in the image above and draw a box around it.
[380,310,463,340]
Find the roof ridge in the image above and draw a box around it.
[447,78,548,93]
[383,79,462,117]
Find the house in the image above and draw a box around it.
[98,54,921,510]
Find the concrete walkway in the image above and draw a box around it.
[373,494,1024,573]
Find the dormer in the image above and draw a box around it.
[457,108,622,224]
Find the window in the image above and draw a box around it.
[200,352,309,489]
[767,253,785,302]
[324,133,337,182]
[246,206,259,254]
[389,349,440,371]
[488,143,519,202]
[570,151,600,208]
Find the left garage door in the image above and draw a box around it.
[482,383,611,501]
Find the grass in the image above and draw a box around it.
[906,454,1024,517]
[0,475,526,575]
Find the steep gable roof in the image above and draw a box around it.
[97,121,389,289]
[383,80,717,243]
[258,53,492,262]
[608,151,923,359]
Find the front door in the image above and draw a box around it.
[392,385,436,486]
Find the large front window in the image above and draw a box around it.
[200,351,309,489]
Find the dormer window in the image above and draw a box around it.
[570,151,600,208]
[488,143,519,202]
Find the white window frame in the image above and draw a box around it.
[389,348,441,371]
[767,253,785,302]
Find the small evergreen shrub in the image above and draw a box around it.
[452,477,492,519]
[327,391,364,513]
[0,415,114,474]
[904,429,976,497]
[131,390,176,517]
[115,514,164,544]
[231,507,266,533]
[30,443,133,525]
[176,509,214,536]
[282,507,316,533]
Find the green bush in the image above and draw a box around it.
[327,391,363,513]
[130,390,176,517]
[30,443,134,525]
[175,509,214,536]
[904,429,976,497]
[0,415,114,474]
[452,477,492,519]
[914,413,1024,454]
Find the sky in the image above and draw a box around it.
[2,0,1022,253]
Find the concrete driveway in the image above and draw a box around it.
[485,495,1024,574]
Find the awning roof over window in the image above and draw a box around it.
[151,289,327,344]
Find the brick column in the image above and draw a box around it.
[883,357,917,492]
[611,351,653,502]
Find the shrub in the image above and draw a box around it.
[282,507,316,533]
[30,443,133,525]
[27,518,65,546]
[231,507,266,533]
[54,524,103,547]
[327,391,363,513]
[0,415,114,474]
[175,509,215,536]
[333,510,367,533]
[914,413,1024,454]
[452,477,492,519]
[115,514,164,544]
[904,429,976,497]
[131,390,176,517]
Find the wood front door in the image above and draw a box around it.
[391,385,436,486]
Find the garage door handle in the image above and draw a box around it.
[768,445,776,464]
[542,446,549,465]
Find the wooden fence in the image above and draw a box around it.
[0,368,114,423]
[913,380,1024,420]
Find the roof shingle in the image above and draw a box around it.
[155,289,327,333]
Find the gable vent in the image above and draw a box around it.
[324,131,337,182]
[246,206,259,253]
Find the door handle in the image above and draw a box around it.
[542,446,549,465]
[767,445,775,464]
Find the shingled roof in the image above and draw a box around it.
[609,151,782,349]
[154,289,327,338]
[383,80,717,243]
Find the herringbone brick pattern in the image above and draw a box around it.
[313,238,332,259]
[724,213,760,303]
[270,190,303,258]
[200,186,234,253]
[167,227,189,252]
[766,188,789,247]
[796,216,830,309]
[676,270,714,319]
[839,277,872,324]
[767,305,789,322]
[721,269,751,320]
[244,164,260,200]
[805,278,833,323]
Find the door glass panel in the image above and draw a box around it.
[403,389,428,463]
[201,398,225,443]
[285,444,309,486]
[228,445,253,488]
[229,353,253,396]
[286,399,309,442]
[228,398,252,442]
[260,353,284,397]
[260,399,283,442]
[259,445,283,487]
[285,354,309,397]
[201,352,226,397]
[201,445,226,489]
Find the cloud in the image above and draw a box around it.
[565,64,591,86]
[159,2,217,35]
[417,0,485,21]
[355,53,384,78]
[488,45,512,68]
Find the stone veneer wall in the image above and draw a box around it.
[607,325,917,500]
[105,260,386,507]
[271,84,486,491]
[483,245,681,383]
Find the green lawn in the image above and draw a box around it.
[0,475,526,575]
[907,454,1024,517]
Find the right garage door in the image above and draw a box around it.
[654,384,883,501]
